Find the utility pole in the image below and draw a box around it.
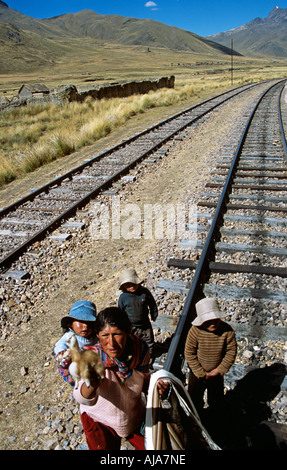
[231,39,234,85]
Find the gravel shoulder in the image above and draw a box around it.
[0,92,285,450]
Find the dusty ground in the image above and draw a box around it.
[0,94,253,450]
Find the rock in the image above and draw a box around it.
[77,442,89,450]
[19,385,28,394]
[242,350,254,361]
[20,366,28,376]
[43,438,59,450]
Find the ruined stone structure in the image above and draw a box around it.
[0,76,175,111]
[18,84,50,100]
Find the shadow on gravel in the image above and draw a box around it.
[201,362,287,450]
[153,335,174,356]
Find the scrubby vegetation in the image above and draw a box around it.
[0,66,284,188]
[0,83,199,187]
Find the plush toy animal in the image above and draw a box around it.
[65,332,104,387]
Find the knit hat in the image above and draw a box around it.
[61,300,97,329]
[119,268,142,289]
[192,297,224,326]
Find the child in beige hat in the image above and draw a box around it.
[184,297,237,416]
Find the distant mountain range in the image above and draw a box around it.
[207,7,287,58]
[0,1,237,61]
[0,2,286,74]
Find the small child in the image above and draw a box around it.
[54,300,98,386]
[184,297,237,416]
[118,268,158,359]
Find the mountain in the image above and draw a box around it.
[38,10,238,55]
[207,7,287,57]
[0,1,238,57]
[0,22,74,73]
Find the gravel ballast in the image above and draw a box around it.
[0,86,286,450]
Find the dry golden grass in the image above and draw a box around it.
[1,42,287,188]
[0,86,197,186]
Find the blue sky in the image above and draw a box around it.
[6,1,286,36]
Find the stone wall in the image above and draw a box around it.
[76,76,175,103]
[0,76,175,111]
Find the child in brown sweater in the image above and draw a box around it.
[184,297,237,416]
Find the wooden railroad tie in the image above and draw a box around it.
[167,258,287,278]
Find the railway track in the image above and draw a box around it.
[0,81,273,272]
[150,78,287,449]
[162,78,287,372]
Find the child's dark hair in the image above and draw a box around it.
[62,319,97,334]
[62,318,73,333]
[95,307,132,334]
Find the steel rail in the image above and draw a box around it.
[0,83,259,271]
[164,79,287,376]
[279,85,287,160]
[0,83,255,219]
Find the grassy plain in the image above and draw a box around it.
[1,40,287,188]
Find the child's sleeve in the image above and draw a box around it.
[217,330,237,376]
[54,351,75,386]
[184,327,206,378]
[55,350,71,368]
[53,334,75,386]
[147,289,158,321]
[118,293,125,310]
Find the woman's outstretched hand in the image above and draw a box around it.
[157,380,170,396]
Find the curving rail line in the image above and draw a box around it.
[0,82,269,271]
[164,79,287,376]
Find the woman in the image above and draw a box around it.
[73,306,167,450]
